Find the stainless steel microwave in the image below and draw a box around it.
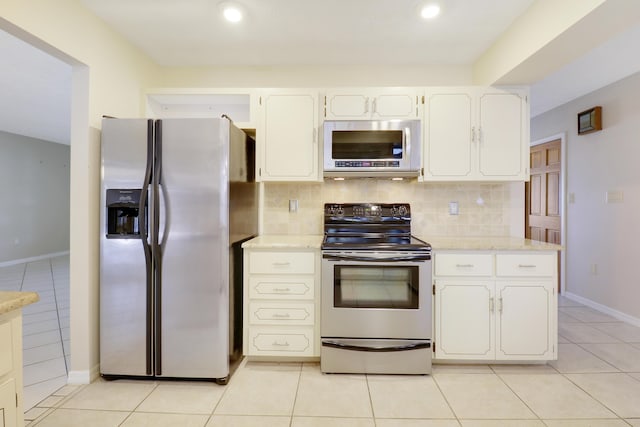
[323,120,421,178]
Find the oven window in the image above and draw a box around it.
[331,130,403,159]
[334,265,419,309]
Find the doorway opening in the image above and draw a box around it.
[526,133,567,293]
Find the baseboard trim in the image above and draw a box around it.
[563,291,640,327]
[0,250,70,268]
[67,364,99,384]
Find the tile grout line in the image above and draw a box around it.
[47,258,68,375]
[287,362,304,427]
[19,261,27,291]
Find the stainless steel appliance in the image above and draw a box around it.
[323,120,421,178]
[100,117,257,384]
[321,203,432,374]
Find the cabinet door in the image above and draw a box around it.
[260,91,319,181]
[325,93,369,118]
[477,90,528,179]
[325,89,419,119]
[423,89,474,179]
[372,93,418,119]
[495,281,555,360]
[0,379,16,427]
[435,280,494,360]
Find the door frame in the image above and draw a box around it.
[530,132,567,295]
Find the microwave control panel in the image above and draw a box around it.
[333,161,400,168]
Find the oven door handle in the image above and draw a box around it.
[322,340,431,353]
[322,253,431,262]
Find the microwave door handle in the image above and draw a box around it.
[404,127,410,157]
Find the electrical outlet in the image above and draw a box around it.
[449,201,459,215]
[590,264,598,276]
[289,199,298,213]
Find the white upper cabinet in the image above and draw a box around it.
[423,87,529,181]
[258,89,320,181]
[324,88,421,120]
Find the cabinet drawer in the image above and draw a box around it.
[249,251,315,275]
[248,302,314,325]
[249,276,314,300]
[496,253,556,277]
[435,253,493,276]
[247,327,314,356]
[0,321,13,377]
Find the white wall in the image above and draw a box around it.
[0,131,70,263]
[1,0,160,382]
[531,70,640,322]
[155,64,472,88]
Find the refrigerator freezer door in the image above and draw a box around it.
[100,119,153,376]
[157,119,230,379]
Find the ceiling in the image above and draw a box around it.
[79,0,536,66]
[0,29,71,144]
[2,0,640,144]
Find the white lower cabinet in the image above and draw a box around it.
[0,310,23,427]
[495,280,555,359]
[243,248,320,358]
[434,251,557,361]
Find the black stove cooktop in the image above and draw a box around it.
[321,203,431,252]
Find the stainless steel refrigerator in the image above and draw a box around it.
[99,117,257,384]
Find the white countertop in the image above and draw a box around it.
[242,234,324,249]
[425,236,563,251]
[0,291,39,315]
[242,235,562,251]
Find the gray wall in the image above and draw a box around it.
[0,130,70,263]
[531,71,640,323]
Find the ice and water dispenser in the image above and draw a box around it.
[106,189,147,238]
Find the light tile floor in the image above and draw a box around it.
[0,255,70,411]
[16,293,640,426]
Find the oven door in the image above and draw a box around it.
[321,251,432,340]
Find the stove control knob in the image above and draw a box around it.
[398,206,408,216]
[336,206,344,216]
[390,206,399,216]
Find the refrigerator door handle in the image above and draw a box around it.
[153,119,164,376]
[140,119,154,376]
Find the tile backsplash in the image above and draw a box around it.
[262,180,522,238]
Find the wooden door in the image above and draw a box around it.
[525,139,561,290]
[526,139,561,243]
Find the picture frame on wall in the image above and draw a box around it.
[577,106,602,135]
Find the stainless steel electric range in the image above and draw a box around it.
[320,203,432,374]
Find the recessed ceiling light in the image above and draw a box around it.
[421,3,441,19]
[219,2,244,23]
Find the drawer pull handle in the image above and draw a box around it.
[518,264,536,268]
[272,313,291,319]
[272,341,290,347]
[272,262,291,267]
[273,287,291,292]
[489,297,495,312]
[498,297,503,313]
[456,264,474,268]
